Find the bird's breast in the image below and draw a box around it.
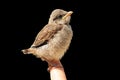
[48,25,73,59]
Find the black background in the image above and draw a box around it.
[1,0,112,80]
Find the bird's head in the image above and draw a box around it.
[48,9,73,25]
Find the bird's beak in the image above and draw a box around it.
[62,11,73,20]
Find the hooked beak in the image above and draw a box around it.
[62,11,73,20]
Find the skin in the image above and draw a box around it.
[50,61,67,80]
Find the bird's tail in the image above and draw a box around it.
[21,48,36,54]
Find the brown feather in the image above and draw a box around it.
[31,24,63,47]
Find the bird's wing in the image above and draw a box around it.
[31,24,63,47]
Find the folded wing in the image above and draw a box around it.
[31,24,63,48]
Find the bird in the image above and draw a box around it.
[22,9,73,70]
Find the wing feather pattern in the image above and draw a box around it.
[31,24,63,47]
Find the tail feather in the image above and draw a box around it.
[21,49,29,54]
[21,48,35,54]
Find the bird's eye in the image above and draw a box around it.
[53,15,63,21]
[57,15,63,18]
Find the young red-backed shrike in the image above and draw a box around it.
[22,9,73,70]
